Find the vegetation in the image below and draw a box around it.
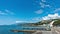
[53,19,60,26]
[18,19,60,26]
[34,19,60,26]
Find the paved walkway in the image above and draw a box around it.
[32,27,60,34]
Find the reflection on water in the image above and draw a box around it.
[22,26,47,31]
[0,25,48,34]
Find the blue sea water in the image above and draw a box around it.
[0,25,24,34]
[0,24,47,34]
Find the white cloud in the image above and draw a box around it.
[40,2,45,8]
[16,17,41,23]
[16,20,33,23]
[54,8,60,13]
[32,17,41,21]
[39,0,51,8]
[16,13,60,23]
[0,9,15,15]
[42,13,60,20]
[16,21,28,23]
[35,9,43,14]
[28,17,42,23]
[41,0,46,2]
[34,0,51,15]
[45,5,50,7]
[5,9,14,15]
[0,11,7,15]
[40,2,51,8]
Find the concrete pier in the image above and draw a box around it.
[10,27,60,34]
[10,30,36,33]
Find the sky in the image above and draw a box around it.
[0,0,60,25]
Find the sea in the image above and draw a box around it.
[0,24,24,34]
[0,24,46,34]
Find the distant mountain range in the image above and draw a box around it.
[15,19,60,26]
[1,18,60,27]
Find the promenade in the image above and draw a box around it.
[32,27,60,34]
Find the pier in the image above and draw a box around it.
[10,30,36,33]
[10,27,60,34]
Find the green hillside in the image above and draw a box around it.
[18,19,60,26]
[53,19,60,26]
[34,19,60,26]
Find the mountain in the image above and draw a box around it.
[34,19,60,26]
[14,18,60,26]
